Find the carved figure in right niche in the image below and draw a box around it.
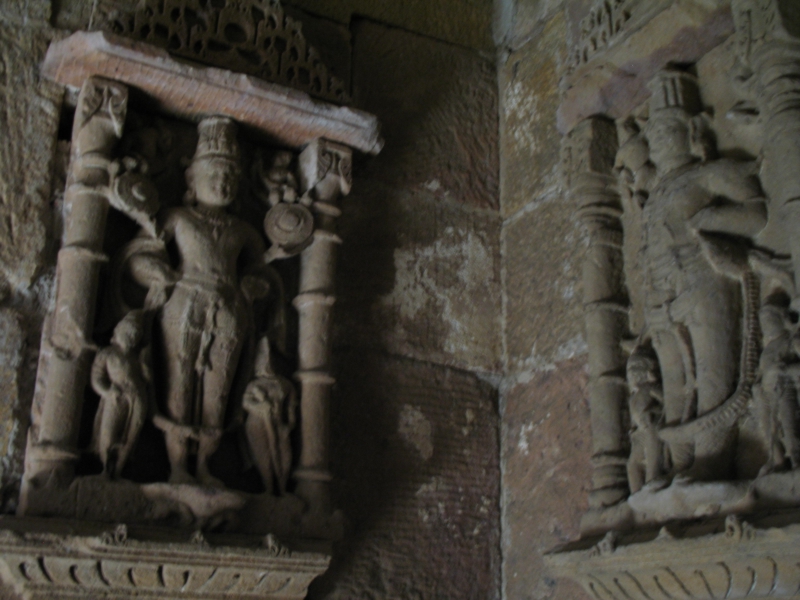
[91,310,150,479]
[755,302,800,473]
[626,343,666,494]
[640,69,767,480]
[243,337,298,495]
[128,116,273,487]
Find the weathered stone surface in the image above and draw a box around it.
[0,308,25,482]
[0,0,50,25]
[352,20,499,211]
[558,0,733,133]
[52,0,93,30]
[284,0,494,51]
[500,11,566,219]
[0,25,61,291]
[336,180,502,373]
[502,358,591,600]
[503,0,567,49]
[503,199,585,373]
[309,352,501,599]
[41,31,383,154]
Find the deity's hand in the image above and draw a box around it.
[145,283,172,310]
[241,275,271,303]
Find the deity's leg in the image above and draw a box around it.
[245,415,276,494]
[196,329,245,487]
[685,288,740,480]
[652,328,688,425]
[161,290,200,484]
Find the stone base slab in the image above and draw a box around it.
[0,516,330,599]
[547,515,800,600]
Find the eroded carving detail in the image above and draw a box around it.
[568,0,635,74]
[90,0,350,103]
[0,519,328,599]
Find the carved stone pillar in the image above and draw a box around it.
[294,139,352,518]
[563,117,628,531]
[733,0,800,294]
[23,77,128,501]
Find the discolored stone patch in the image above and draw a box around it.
[308,351,501,600]
[503,198,585,373]
[336,180,502,373]
[500,11,566,219]
[0,25,62,291]
[502,357,591,600]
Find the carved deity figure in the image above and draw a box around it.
[756,303,800,472]
[243,337,297,495]
[129,116,271,486]
[626,344,665,494]
[640,69,767,479]
[91,310,150,479]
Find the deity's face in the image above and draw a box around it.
[190,157,240,208]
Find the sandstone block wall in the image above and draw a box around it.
[497,2,592,599]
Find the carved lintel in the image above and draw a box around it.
[41,32,383,155]
[21,77,129,509]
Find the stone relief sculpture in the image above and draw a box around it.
[2,2,381,594]
[549,2,800,598]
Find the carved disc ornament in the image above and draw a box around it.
[91,0,350,104]
[264,202,314,249]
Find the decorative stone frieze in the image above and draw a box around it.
[90,0,350,104]
[0,517,329,599]
[548,1,800,598]
[3,5,381,597]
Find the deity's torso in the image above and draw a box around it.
[642,161,734,310]
[165,206,259,289]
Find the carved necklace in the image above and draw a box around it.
[191,205,231,241]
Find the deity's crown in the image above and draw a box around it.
[648,68,702,116]
[193,116,240,163]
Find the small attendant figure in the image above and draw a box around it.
[91,310,150,478]
[243,337,297,495]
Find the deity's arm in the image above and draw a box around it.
[127,209,180,290]
[692,160,767,238]
[238,221,268,272]
[237,221,273,302]
[90,350,112,396]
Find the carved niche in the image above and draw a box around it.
[548,1,800,598]
[0,3,381,599]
